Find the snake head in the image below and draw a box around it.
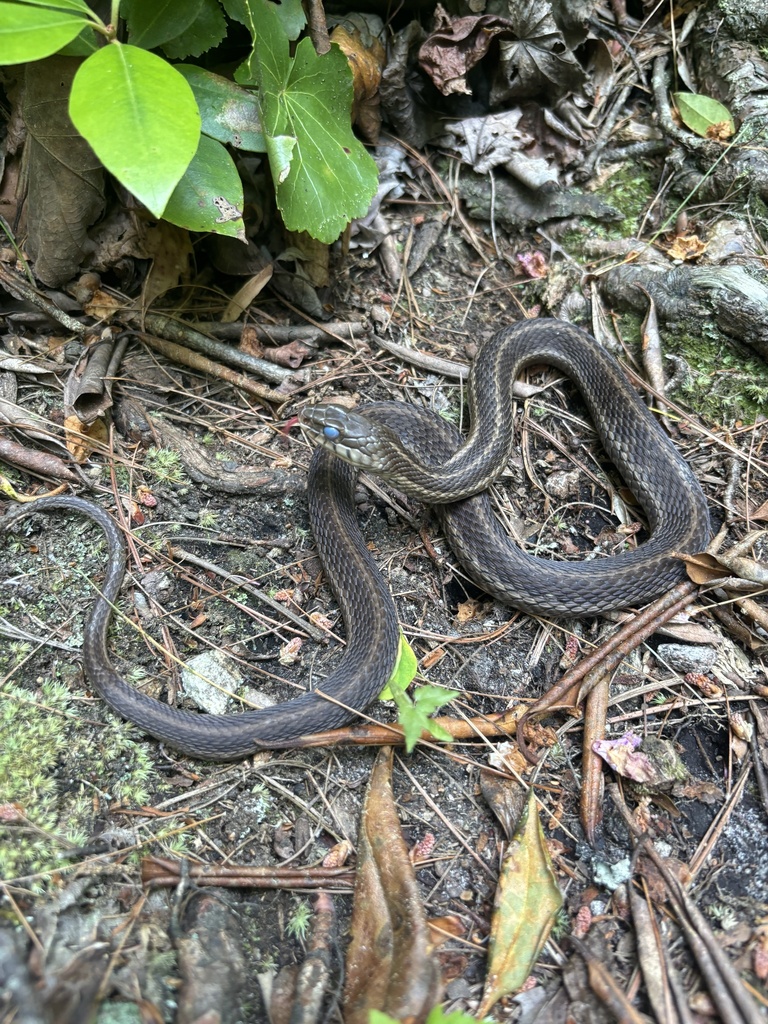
[300,404,390,470]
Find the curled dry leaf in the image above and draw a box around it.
[64,413,107,463]
[343,747,442,1024]
[419,5,515,96]
[331,21,386,142]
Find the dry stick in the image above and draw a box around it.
[371,335,540,398]
[284,708,523,749]
[305,0,331,53]
[611,785,765,1024]
[142,856,354,890]
[121,310,297,384]
[516,581,699,764]
[0,263,86,335]
[191,321,367,343]
[137,333,288,406]
[580,674,610,844]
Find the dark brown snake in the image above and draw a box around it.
[1,320,710,760]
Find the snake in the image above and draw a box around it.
[0,320,710,760]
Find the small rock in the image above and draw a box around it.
[655,643,716,673]
[181,650,244,714]
[545,469,580,500]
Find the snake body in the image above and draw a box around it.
[1,320,710,759]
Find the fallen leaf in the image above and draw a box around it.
[478,789,562,1016]
[344,748,442,1023]
[64,413,107,462]
[419,4,515,96]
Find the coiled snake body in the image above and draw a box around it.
[1,320,710,760]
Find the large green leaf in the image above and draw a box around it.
[176,65,265,152]
[0,2,88,63]
[122,0,204,50]
[6,0,93,13]
[69,43,200,217]
[221,0,305,46]
[163,135,245,240]
[251,0,378,243]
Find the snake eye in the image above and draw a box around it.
[323,425,341,441]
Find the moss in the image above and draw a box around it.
[590,163,657,239]
[615,312,768,424]
[0,673,160,885]
[143,447,188,485]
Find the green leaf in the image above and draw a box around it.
[0,2,88,62]
[221,0,305,43]
[122,0,204,50]
[161,0,226,60]
[379,634,453,751]
[57,22,99,55]
[162,135,245,240]
[69,43,200,217]
[412,684,454,716]
[244,0,377,242]
[176,65,265,151]
[673,92,735,139]
[7,0,93,13]
[379,632,417,701]
[478,790,563,1015]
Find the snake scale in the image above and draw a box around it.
[1,320,710,760]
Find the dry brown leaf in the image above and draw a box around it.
[418,4,514,97]
[666,234,707,261]
[222,264,273,322]
[331,23,385,142]
[343,748,442,1023]
[64,413,106,462]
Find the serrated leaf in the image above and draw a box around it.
[0,2,88,63]
[268,36,378,242]
[122,0,204,50]
[221,0,305,43]
[176,65,265,151]
[162,135,245,240]
[161,0,226,60]
[248,0,378,242]
[411,684,452,716]
[8,0,92,12]
[69,43,200,217]
[674,92,735,139]
[478,790,563,1016]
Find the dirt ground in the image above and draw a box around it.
[2,214,768,1020]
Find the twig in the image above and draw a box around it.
[517,581,699,763]
[121,310,298,383]
[0,264,86,334]
[137,332,289,406]
[581,675,609,843]
[193,320,367,343]
[142,855,354,890]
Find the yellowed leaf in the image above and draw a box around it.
[478,790,563,1016]
[64,413,106,463]
[222,264,273,322]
